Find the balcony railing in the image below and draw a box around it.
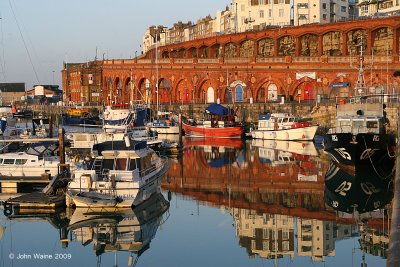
[256,57,286,63]
[293,57,321,63]
[198,58,219,64]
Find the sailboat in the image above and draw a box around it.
[147,36,180,135]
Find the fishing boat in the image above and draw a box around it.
[323,41,395,170]
[250,113,318,141]
[182,104,243,138]
[67,139,169,208]
[0,143,61,178]
[323,40,395,212]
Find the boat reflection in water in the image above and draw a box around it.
[67,192,169,261]
[0,192,169,266]
[323,137,394,261]
[162,140,390,264]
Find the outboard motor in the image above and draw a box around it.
[0,118,7,134]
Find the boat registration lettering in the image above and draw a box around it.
[334,181,352,196]
[360,182,380,195]
[360,149,377,160]
[373,135,379,142]
[334,148,351,160]
[331,135,338,141]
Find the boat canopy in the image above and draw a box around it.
[205,104,229,116]
[26,142,58,157]
[93,140,147,153]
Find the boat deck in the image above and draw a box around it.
[4,192,65,213]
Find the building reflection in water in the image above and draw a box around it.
[163,139,392,263]
[230,207,358,262]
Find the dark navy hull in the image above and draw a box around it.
[323,132,393,166]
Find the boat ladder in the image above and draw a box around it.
[93,158,103,175]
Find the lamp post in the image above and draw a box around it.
[52,70,55,85]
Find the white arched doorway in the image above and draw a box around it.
[267,84,278,101]
[207,87,215,103]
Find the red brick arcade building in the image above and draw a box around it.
[62,17,400,106]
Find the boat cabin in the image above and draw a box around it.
[89,140,160,180]
[257,113,309,131]
[334,102,387,135]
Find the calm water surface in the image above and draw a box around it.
[0,134,390,267]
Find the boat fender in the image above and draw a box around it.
[111,174,116,189]
[304,122,309,127]
[274,122,278,131]
[3,202,12,216]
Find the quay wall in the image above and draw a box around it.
[29,102,399,133]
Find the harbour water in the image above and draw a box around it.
[0,133,391,267]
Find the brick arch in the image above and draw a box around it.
[161,49,170,58]
[372,27,393,56]
[257,37,274,57]
[197,78,219,103]
[329,76,352,98]
[198,45,208,58]
[158,78,172,104]
[290,77,319,100]
[209,43,222,58]
[137,77,150,102]
[278,35,296,56]
[299,33,319,56]
[103,76,113,105]
[174,78,191,103]
[322,31,343,56]
[123,77,132,105]
[224,42,238,58]
[346,28,368,55]
[254,78,285,102]
[188,47,197,58]
[239,39,254,58]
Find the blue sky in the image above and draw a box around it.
[0,0,230,90]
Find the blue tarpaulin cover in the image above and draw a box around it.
[205,104,229,116]
[208,158,230,167]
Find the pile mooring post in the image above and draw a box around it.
[49,115,53,137]
[179,113,183,147]
[388,109,400,267]
[58,128,66,173]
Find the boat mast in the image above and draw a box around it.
[155,32,159,119]
[353,36,366,97]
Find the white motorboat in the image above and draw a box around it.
[0,143,60,178]
[251,113,318,141]
[68,129,161,155]
[67,139,168,208]
[149,112,180,134]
